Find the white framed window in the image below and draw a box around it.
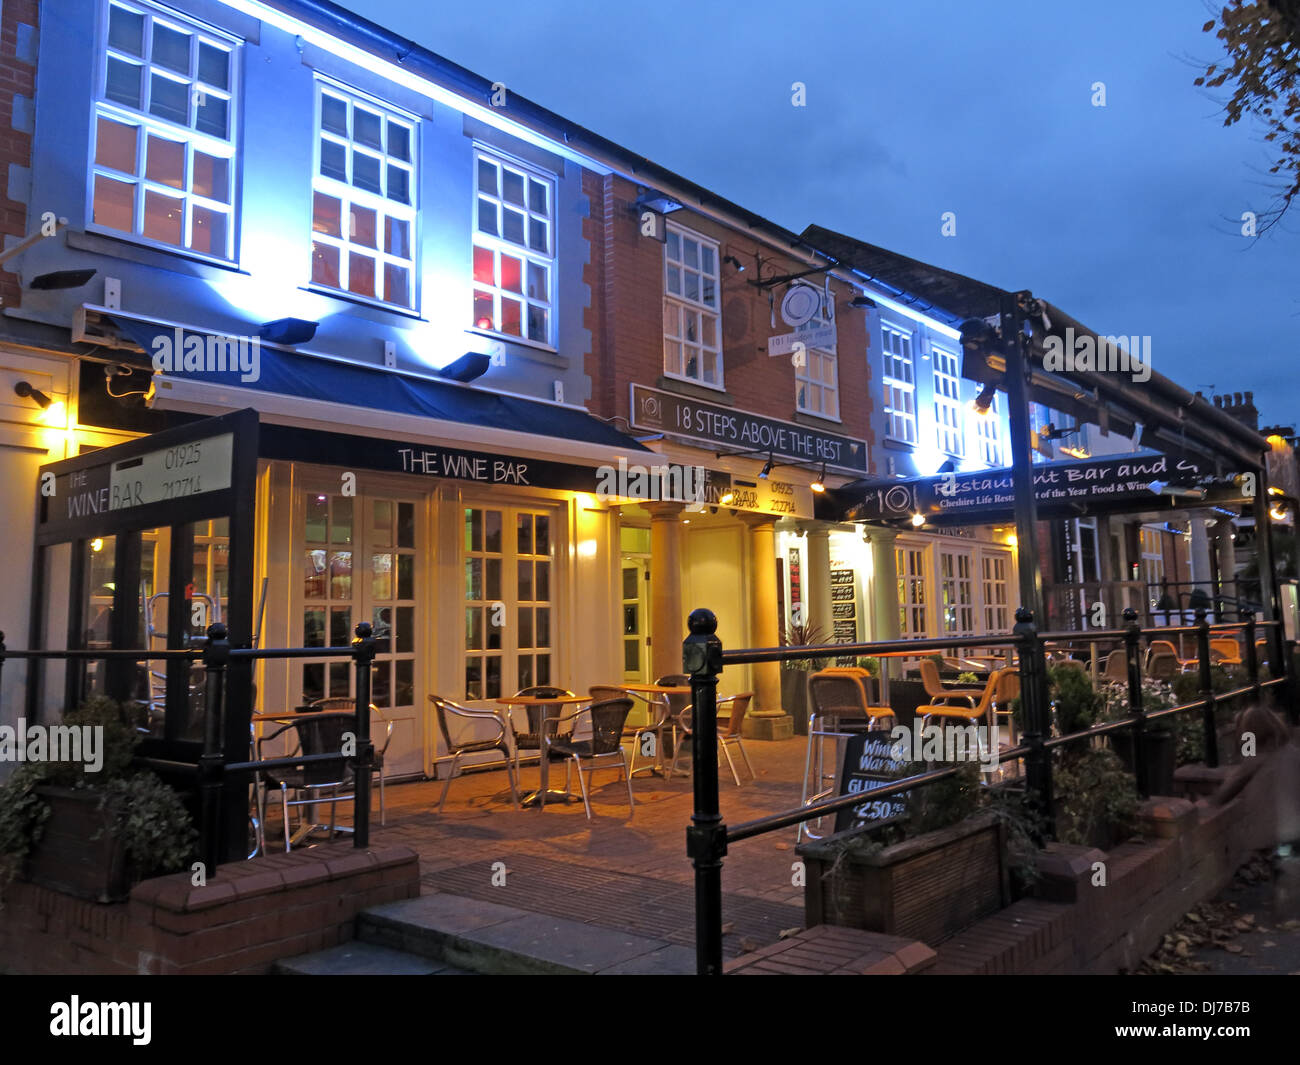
[896,543,928,636]
[472,150,555,344]
[310,81,417,310]
[1140,526,1165,608]
[881,324,915,443]
[939,546,975,636]
[932,346,963,457]
[976,393,1003,465]
[796,303,838,418]
[981,551,1010,632]
[663,224,722,388]
[90,0,238,259]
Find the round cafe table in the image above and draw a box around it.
[494,695,590,807]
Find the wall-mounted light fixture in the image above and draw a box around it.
[970,382,997,416]
[848,295,876,309]
[759,453,774,479]
[723,254,745,274]
[910,512,926,527]
[259,317,319,345]
[810,463,826,493]
[14,380,52,409]
[719,490,735,505]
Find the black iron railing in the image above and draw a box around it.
[0,622,378,873]
[682,606,1297,975]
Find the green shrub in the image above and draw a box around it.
[1052,746,1139,847]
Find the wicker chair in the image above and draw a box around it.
[257,712,355,851]
[542,697,636,820]
[428,695,520,814]
[507,686,576,775]
[669,692,756,785]
[1103,650,1129,683]
[919,658,983,707]
[309,698,394,825]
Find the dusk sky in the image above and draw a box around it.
[350,0,1297,428]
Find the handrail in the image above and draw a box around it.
[683,602,1299,975]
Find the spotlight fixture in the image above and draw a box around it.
[13,380,51,409]
[910,513,926,527]
[438,352,491,383]
[1270,503,1290,522]
[848,294,876,309]
[970,382,997,416]
[259,317,319,345]
[719,490,735,506]
[723,254,745,273]
[1006,533,1018,547]
[810,463,826,493]
[29,268,97,290]
[1058,445,1091,460]
[1147,481,1207,500]
[759,453,774,479]
[1038,422,1081,442]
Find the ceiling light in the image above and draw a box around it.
[14,381,51,409]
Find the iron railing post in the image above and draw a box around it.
[1013,607,1053,842]
[199,623,229,874]
[352,621,375,850]
[1194,608,1219,769]
[0,631,6,697]
[1243,611,1259,700]
[1122,607,1148,798]
[684,608,725,977]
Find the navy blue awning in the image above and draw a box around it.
[113,316,650,454]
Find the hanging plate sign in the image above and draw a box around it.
[780,282,822,327]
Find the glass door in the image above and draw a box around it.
[621,558,648,682]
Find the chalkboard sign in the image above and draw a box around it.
[834,730,912,833]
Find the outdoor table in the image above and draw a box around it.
[617,683,693,776]
[494,694,590,807]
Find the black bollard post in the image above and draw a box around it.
[1123,608,1148,798]
[352,622,375,850]
[199,623,229,876]
[683,608,725,976]
[1195,608,1218,769]
[1013,607,1054,843]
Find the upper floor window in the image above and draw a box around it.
[795,303,838,419]
[881,324,915,443]
[663,225,721,388]
[976,393,1002,465]
[932,346,963,456]
[473,151,555,344]
[91,0,238,259]
[310,82,417,310]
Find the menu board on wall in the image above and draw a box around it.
[831,566,857,664]
[788,548,802,623]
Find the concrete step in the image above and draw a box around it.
[356,891,695,975]
[273,940,471,975]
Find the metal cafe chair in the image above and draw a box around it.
[917,667,1017,730]
[1103,649,1129,683]
[541,697,636,820]
[919,658,983,708]
[507,686,577,776]
[669,692,756,785]
[428,695,521,814]
[310,698,394,825]
[800,668,893,842]
[1210,637,1243,665]
[257,711,355,852]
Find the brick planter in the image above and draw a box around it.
[25,786,130,903]
[798,812,1009,945]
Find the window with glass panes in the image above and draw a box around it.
[939,547,975,636]
[92,0,237,258]
[795,304,838,418]
[976,394,1003,465]
[188,518,229,638]
[464,507,553,701]
[982,553,1010,632]
[663,225,721,387]
[933,347,963,456]
[472,152,554,343]
[311,82,416,309]
[303,494,357,703]
[1140,527,1165,608]
[881,325,916,443]
[896,544,928,636]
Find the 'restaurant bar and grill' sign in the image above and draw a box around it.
[630,383,868,473]
[848,453,1207,523]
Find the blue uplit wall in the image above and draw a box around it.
[21,0,595,409]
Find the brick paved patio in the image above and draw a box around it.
[278,737,817,955]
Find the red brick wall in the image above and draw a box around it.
[583,173,873,450]
[0,0,36,312]
[0,842,420,975]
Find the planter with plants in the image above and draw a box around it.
[1098,677,1179,794]
[796,761,1041,944]
[0,696,197,904]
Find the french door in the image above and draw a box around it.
[463,504,556,702]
